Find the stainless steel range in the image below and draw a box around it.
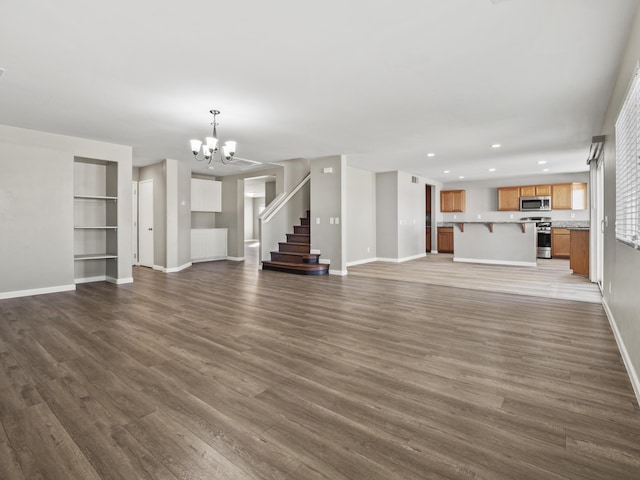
[522,217,552,258]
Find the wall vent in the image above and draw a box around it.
[411,176,419,184]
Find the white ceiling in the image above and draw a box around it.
[1,0,638,181]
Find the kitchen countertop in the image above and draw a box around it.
[551,221,590,228]
[438,220,537,227]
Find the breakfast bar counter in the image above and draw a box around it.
[449,221,538,267]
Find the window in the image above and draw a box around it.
[615,68,640,250]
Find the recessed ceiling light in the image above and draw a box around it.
[537,160,547,165]
[491,144,501,148]
[542,168,549,172]
[489,168,496,172]
[443,170,450,174]
[427,153,435,157]
[459,176,465,179]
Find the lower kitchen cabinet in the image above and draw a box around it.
[570,229,589,276]
[551,228,570,258]
[438,227,454,253]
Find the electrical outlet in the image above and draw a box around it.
[367,247,370,253]
[509,214,514,219]
[570,213,575,219]
[329,217,334,224]
[453,215,457,219]
[477,214,481,220]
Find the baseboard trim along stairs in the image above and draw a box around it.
[262,211,329,275]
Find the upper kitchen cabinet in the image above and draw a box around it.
[552,183,587,210]
[498,187,520,211]
[520,184,551,197]
[191,178,222,212]
[440,190,466,212]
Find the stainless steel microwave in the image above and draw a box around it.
[520,196,551,211]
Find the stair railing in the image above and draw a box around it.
[258,174,311,265]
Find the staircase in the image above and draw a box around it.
[262,211,329,275]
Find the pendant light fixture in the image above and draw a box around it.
[189,109,237,166]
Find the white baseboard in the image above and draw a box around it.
[329,269,348,276]
[108,277,134,284]
[346,257,377,267]
[377,253,427,263]
[0,284,76,299]
[319,258,331,264]
[430,250,439,254]
[167,262,192,273]
[226,256,244,262]
[453,257,537,267]
[75,276,107,284]
[153,262,192,273]
[602,299,640,407]
[192,257,226,263]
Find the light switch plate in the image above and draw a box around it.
[316,217,320,224]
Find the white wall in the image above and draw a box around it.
[347,167,376,265]
[0,125,132,298]
[397,171,426,259]
[375,172,399,259]
[310,155,347,274]
[600,3,640,399]
[441,172,590,223]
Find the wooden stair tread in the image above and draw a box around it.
[262,261,329,275]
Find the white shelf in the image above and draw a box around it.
[74,195,118,200]
[74,254,118,261]
[74,226,118,229]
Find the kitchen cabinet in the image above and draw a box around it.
[438,227,454,253]
[552,183,587,210]
[570,229,589,276]
[191,178,222,212]
[520,184,551,198]
[536,185,552,196]
[498,187,520,211]
[551,228,570,258]
[440,190,466,212]
[191,228,228,262]
[520,185,536,197]
[551,184,572,210]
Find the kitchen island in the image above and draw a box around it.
[450,221,538,267]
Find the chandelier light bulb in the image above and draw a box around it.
[190,139,202,155]
[206,136,218,151]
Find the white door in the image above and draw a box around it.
[139,180,154,268]
[132,181,138,264]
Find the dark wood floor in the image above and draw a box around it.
[0,259,639,479]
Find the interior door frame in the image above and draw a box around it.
[138,179,154,268]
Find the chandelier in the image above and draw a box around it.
[189,109,237,165]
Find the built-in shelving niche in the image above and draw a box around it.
[73,157,118,283]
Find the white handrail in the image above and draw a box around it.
[259,174,310,224]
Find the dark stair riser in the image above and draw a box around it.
[286,233,309,244]
[278,242,310,253]
[270,252,320,264]
[293,225,310,234]
[300,217,310,226]
[262,261,329,275]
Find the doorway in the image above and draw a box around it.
[138,179,154,268]
[425,184,433,252]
